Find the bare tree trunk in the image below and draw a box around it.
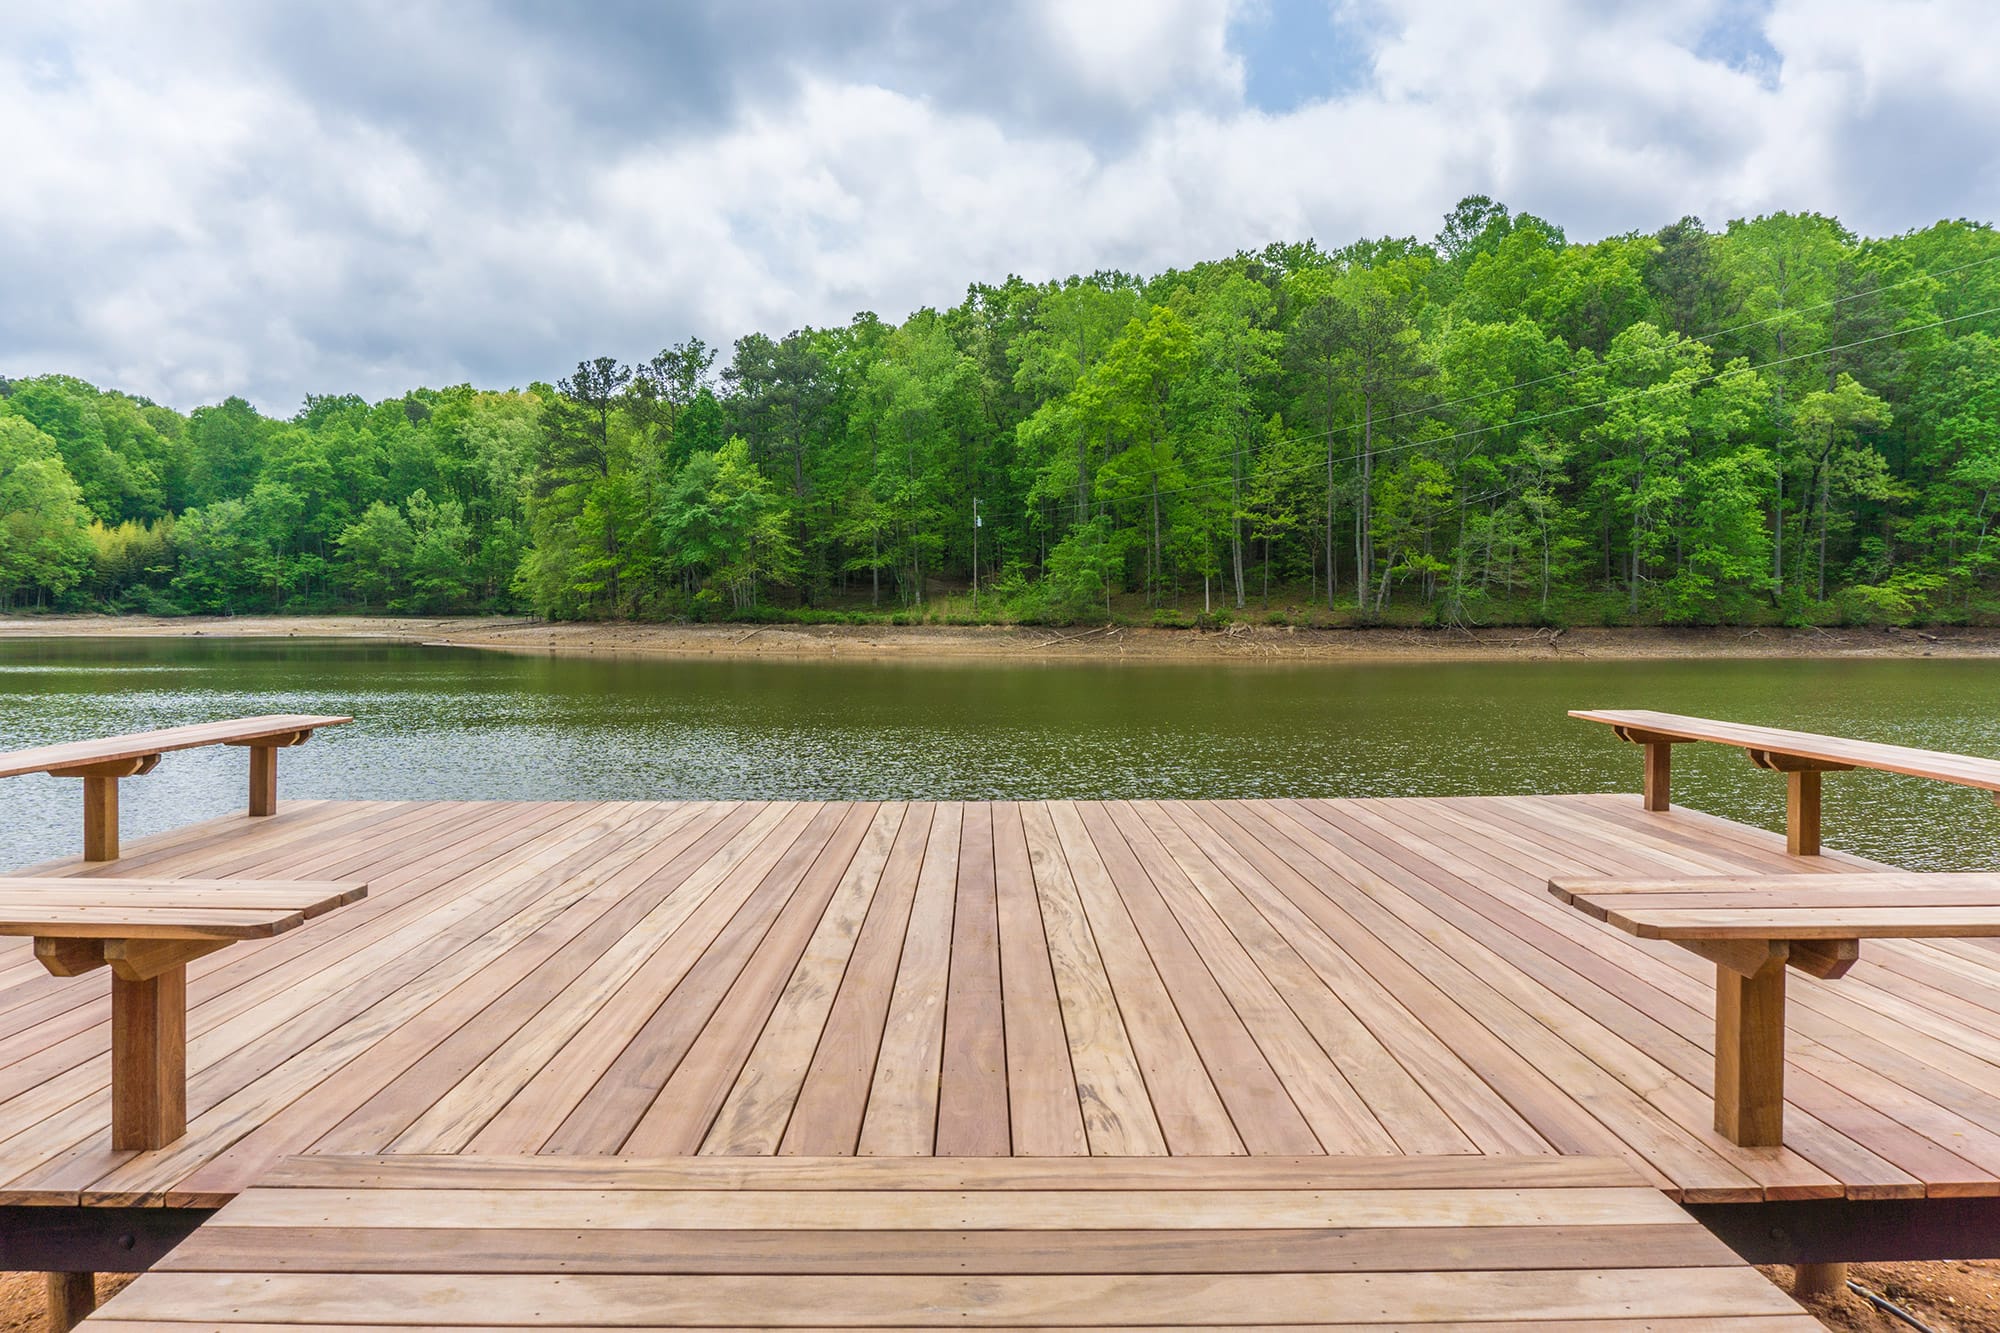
[1231,446,1246,609]
[1772,345,1787,598]
[1151,472,1163,607]
[1356,395,1374,610]
[1818,459,1832,601]
[1325,437,1337,611]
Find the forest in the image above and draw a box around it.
[4,199,1998,628]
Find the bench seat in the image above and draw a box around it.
[0,715,349,779]
[1572,707,2000,854]
[1551,872,2000,938]
[1553,871,2000,1149]
[0,715,350,860]
[7,877,364,1150]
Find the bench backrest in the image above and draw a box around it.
[0,715,351,779]
[1570,708,2000,793]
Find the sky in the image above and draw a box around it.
[4,0,1997,414]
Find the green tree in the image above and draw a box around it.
[404,489,474,612]
[0,416,94,606]
[657,438,798,612]
[336,502,414,609]
[1288,269,1431,609]
[1792,374,1896,599]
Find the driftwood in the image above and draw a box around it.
[1037,624,1114,647]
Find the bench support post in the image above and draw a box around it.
[249,744,278,816]
[111,964,187,1150]
[1792,1262,1849,1299]
[1714,955,1788,1147]
[82,775,119,861]
[226,729,312,818]
[1611,727,1685,811]
[1642,743,1672,811]
[45,1271,95,1333]
[1787,770,1822,856]
[1746,749,1852,857]
[50,755,160,862]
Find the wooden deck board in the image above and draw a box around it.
[2,795,1998,1209]
[92,1154,1816,1330]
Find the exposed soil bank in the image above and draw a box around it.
[3,613,1999,664]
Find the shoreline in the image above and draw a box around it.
[0,613,1993,663]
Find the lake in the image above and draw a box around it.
[1,635,1997,872]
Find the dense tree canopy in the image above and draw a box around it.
[5,201,1998,627]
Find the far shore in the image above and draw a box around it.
[1,613,1995,664]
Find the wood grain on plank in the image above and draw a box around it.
[93,1267,1800,1326]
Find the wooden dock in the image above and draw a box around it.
[4,792,2000,1231]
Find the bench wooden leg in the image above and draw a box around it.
[1714,956,1787,1147]
[228,730,312,816]
[83,775,120,861]
[54,754,159,862]
[1746,749,1849,856]
[1787,770,1821,856]
[1643,742,1672,811]
[111,963,187,1150]
[45,1271,95,1333]
[249,744,278,817]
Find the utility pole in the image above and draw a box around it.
[972,497,982,612]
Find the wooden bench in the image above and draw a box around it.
[0,715,350,860]
[2,878,364,1150]
[1572,707,2000,855]
[1550,872,2000,1148]
[78,1154,1817,1332]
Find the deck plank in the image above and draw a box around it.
[625,803,882,1154]
[541,804,839,1155]
[702,803,905,1155]
[1018,801,1164,1156]
[992,802,1087,1156]
[459,802,804,1155]
[935,802,1008,1155]
[856,804,961,1155]
[780,804,936,1156]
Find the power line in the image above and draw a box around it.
[978,245,2000,528]
[1363,246,2000,438]
[981,300,2000,526]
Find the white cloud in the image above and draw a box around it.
[1030,0,1243,111]
[0,0,1994,412]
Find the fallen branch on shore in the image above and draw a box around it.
[1037,624,1114,647]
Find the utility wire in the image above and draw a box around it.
[1359,246,2000,439]
[977,246,2000,528]
[979,299,2000,528]
[1065,246,2000,495]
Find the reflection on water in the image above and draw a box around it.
[1,635,1998,871]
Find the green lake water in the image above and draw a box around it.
[2,635,1998,872]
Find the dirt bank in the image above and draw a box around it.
[4,614,1998,663]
